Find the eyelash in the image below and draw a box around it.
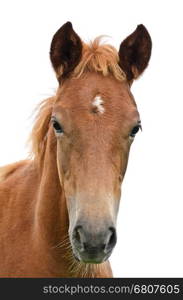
[130,123,142,138]
[51,117,63,134]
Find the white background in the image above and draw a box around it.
[0,0,183,277]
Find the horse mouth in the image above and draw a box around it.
[72,247,112,264]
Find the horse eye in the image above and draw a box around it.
[52,119,63,133]
[130,124,141,138]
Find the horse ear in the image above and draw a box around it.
[50,22,82,80]
[119,25,152,81]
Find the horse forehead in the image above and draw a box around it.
[61,87,133,111]
[57,76,136,118]
[59,73,131,102]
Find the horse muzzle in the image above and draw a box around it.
[71,223,117,263]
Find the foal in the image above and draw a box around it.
[0,22,151,277]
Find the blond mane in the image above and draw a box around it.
[29,38,126,162]
[58,37,126,81]
[28,96,56,162]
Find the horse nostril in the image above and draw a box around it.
[75,229,81,243]
[107,227,117,250]
[73,225,82,244]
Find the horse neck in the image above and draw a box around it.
[34,128,69,247]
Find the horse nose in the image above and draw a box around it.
[72,225,117,263]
